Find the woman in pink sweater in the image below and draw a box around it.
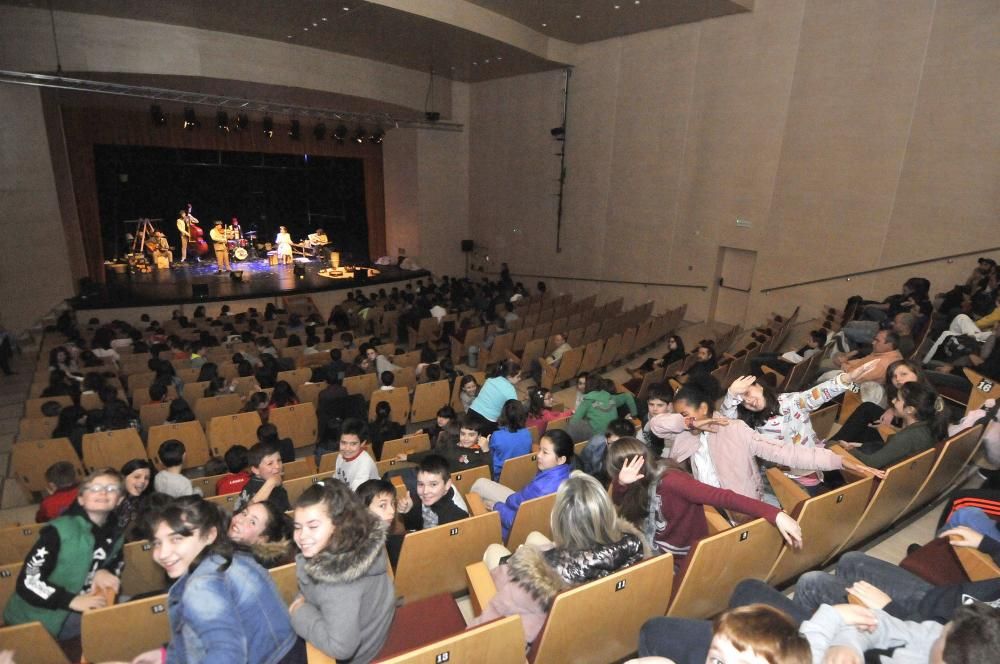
[607,437,802,581]
[650,375,884,504]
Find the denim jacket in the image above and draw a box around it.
[166,552,296,664]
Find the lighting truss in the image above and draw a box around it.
[0,70,463,132]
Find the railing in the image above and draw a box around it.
[486,271,708,291]
[760,247,1000,294]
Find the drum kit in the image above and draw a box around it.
[226,227,256,261]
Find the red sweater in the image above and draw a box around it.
[613,470,780,575]
[216,471,251,496]
[36,487,79,523]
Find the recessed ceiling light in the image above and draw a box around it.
[634,0,640,4]
[343,6,350,10]
[484,58,490,63]
[303,27,309,31]
[287,35,293,38]
[312,22,317,26]
[541,22,547,27]
[473,61,478,66]
[497,56,502,60]
[614,4,621,8]
[575,14,581,19]
[321,17,327,21]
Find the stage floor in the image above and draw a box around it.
[75,257,428,309]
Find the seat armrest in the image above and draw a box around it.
[465,561,497,616]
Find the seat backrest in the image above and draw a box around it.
[506,493,557,550]
[81,593,170,663]
[497,452,539,493]
[10,437,84,493]
[394,511,502,603]
[597,333,622,369]
[17,416,58,442]
[767,477,875,586]
[377,615,525,664]
[269,403,319,448]
[964,369,999,415]
[410,380,451,423]
[344,373,379,401]
[194,393,244,426]
[836,390,862,426]
[284,471,337,505]
[380,433,431,461]
[0,621,70,663]
[192,472,227,497]
[810,403,840,440]
[520,338,546,368]
[531,554,675,664]
[667,518,785,619]
[147,421,211,470]
[552,346,585,385]
[276,367,313,393]
[0,524,45,566]
[0,562,23,624]
[451,465,491,497]
[828,448,939,560]
[577,340,605,376]
[139,400,173,430]
[369,388,411,424]
[283,457,317,480]
[207,411,263,457]
[205,491,241,514]
[900,425,983,517]
[121,540,167,597]
[24,395,74,418]
[269,562,299,605]
[181,380,210,406]
[81,428,146,472]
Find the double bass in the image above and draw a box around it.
[187,203,209,257]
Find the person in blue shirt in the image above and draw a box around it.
[483,399,533,480]
[468,360,522,435]
[474,429,574,541]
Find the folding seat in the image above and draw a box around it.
[81,593,170,663]
[82,428,146,472]
[10,437,84,494]
[0,621,69,663]
[147,420,211,469]
[269,403,319,448]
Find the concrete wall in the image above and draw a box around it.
[468,0,1000,322]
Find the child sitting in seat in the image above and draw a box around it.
[290,482,395,662]
[4,468,125,639]
[153,440,200,498]
[236,441,290,512]
[36,461,79,523]
[215,444,251,496]
[397,454,469,531]
[356,479,405,569]
[334,418,380,490]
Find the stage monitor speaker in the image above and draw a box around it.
[293,265,306,279]
[230,270,244,282]
[353,268,369,285]
[461,240,474,253]
[192,284,209,299]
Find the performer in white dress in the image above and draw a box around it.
[275,226,293,264]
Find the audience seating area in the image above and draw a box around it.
[0,279,993,663]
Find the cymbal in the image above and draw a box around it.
[244,231,257,237]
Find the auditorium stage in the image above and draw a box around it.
[74,258,429,310]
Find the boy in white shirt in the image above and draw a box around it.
[335,418,380,490]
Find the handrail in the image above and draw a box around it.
[760,247,1000,294]
[485,271,708,291]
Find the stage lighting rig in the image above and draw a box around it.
[262,116,274,138]
[353,127,366,144]
[369,128,385,144]
[289,119,301,140]
[235,113,249,130]
[333,124,348,143]
[313,123,327,140]
[150,105,166,126]
[217,111,230,133]
[183,107,199,129]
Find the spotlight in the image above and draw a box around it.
[313,123,327,140]
[333,124,347,143]
[293,264,306,279]
[235,113,248,130]
[353,127,366,144]
[150,105,166,126]
[262,116,274,138]
[216,111,230,133]
[289,119,301,140]
[369,128,385,144]
[183,107,198,130]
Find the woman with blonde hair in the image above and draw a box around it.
[467,471,648,644]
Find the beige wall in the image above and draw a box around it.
[0,86,76,333]
[469,0,1000,324]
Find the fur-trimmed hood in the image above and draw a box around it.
[506,522,647,611]
[248,539,294,568]
[300,518,388,584]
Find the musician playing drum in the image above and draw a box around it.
[153,231,174,265]
[210,220,232,273]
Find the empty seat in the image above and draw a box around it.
[380,433,431,462]
[899,425,983,518]
[506,493,557,550]
[81,428,146,472]
[17,416,58,442]
[81,593,170,663]
[194,394,244,426]
[409,380,451,423]
[207,411,263,457]
[497,452,540,493]
[269,403,319,448]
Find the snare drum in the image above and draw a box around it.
[233,247,249,261]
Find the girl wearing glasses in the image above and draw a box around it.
[3,468,126,640]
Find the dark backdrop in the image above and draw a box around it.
[94,145,370,263]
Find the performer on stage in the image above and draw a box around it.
[276,226,293,265]
[308,228,330,260]
[176,209,190,261]
[153,231,174,265]
[210,220,232,273]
